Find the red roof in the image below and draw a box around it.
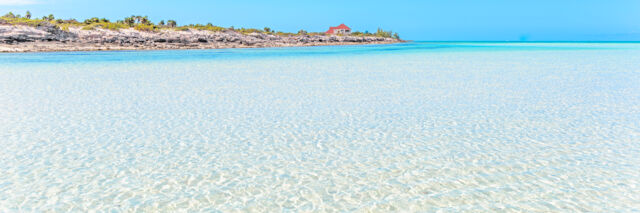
[326,24,351,34]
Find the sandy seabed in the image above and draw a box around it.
[0,43,639,211]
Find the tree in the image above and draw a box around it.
[25,11,31,19]
[167,20,177,27]
[264,27,271,33]
[124,17,134,26]
[140,16,150,25]
[393,33,400,40]
[158,20,165,26]
[47,14,55,21]
[297,29,307,35]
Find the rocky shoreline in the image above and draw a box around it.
[0,24,403,52]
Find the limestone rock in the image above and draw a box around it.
[0,24,403,52]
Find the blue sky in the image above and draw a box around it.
[1,0,639,41]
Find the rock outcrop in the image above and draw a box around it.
[0,24,402,52]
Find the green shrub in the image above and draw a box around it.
[84,17,100,24]
[99,22,127,31]
[275,31,294,37]
[236,28,263,34]
[134,24,155,31]
[374,28,399,38]
[174,26,190,31]
[2,12,15,18]
[81,25,95,30]
[0,16,51,27]
[197,25,225,32]
[63,19,81,25]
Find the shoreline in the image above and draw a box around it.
[0,24,404,53]
[0,40,403,53]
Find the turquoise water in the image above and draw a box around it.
[1,42,639,211]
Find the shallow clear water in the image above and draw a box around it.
[1,42,639,211]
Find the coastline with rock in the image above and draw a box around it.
[0,22,403,52]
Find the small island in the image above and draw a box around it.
[0,12,403,52]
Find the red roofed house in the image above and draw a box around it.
[326,24,352,35]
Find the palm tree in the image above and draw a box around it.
[124,17,135,26]
[132,15,141,24]
[141,16,150,25]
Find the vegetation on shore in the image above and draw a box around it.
[1,11,400,39]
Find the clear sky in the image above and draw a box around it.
[1,0,639,41]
